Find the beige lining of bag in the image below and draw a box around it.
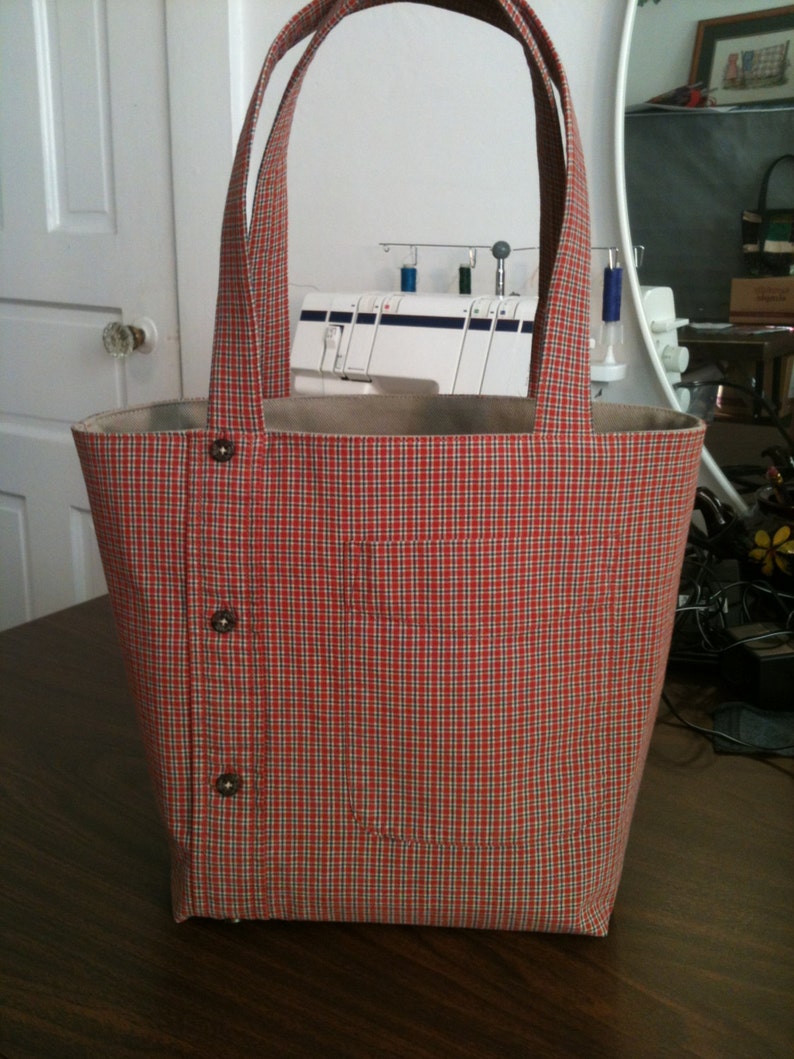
[75,394,702,438]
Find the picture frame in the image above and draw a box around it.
[690,5,794,107]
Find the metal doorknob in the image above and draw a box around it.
[102,318,157,358]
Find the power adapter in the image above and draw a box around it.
[720,623,794,710]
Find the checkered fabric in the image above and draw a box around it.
[734,43,789,89]
[73,0,705,935]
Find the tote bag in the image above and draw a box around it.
[741,154,794,277]
[73,0,705,935]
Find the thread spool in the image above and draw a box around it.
[601,265,623,323]
[459,265,472,294]
[401,266,417,292]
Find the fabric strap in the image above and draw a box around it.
[208,0,592,437]
[756,153,794,212]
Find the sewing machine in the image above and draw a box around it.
[290,291,538,396]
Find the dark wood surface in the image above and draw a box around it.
[1,598,792,1058]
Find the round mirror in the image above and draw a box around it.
[615,0,794,511]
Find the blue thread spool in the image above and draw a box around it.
[602,265,623,323]
[401,266,417,292]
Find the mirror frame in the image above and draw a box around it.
[613,0,745,510]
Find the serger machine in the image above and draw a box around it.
[290,291,539,396]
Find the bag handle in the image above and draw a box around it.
[756,154,794,212]
[208,0,592,437]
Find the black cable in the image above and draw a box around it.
[720,625,794,650]
[660,690,794,753]
[678,375,794,494]
[709,377,794,460]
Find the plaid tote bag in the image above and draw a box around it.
[73,0,705,935]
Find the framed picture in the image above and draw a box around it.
[690,5,794,107]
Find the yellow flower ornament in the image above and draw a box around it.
[748,524,794,576]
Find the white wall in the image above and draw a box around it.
[178,0,657,404]
[626,0,788,106]
[179,0,769,491]
[172,0,635,393]
[170,0,745,501]
[233,1,631,359]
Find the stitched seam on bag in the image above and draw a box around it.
[345,536,606,634]
[342,541,611,847]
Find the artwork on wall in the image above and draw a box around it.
[690,5,794,107]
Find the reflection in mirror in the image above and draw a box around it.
[622,0,794,511]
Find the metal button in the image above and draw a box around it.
[209,437,235,462]
[215,773,242,797]
[210,609,237,634]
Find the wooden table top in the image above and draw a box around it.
[1,598,792,1058]
[679,325,794,363]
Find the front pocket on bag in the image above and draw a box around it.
[343,538,609,847]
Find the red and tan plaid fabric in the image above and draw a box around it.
[73,0,705,934]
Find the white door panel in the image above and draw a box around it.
[0,0,182,629]
[0,492,33,630]
[0,424,103,629]
[1,303,127,421]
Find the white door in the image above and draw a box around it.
[0,0,182,629]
